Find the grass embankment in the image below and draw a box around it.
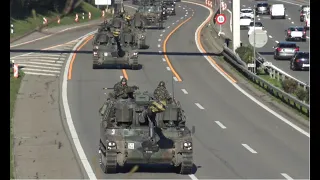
[10,68,24,179]
[10,1,104,40]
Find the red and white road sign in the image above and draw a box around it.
[75,13,79,22]
[215,14,226,25]
[205,0,212,7]
[88,12,91,19]
[43,17,48,25]
[13,64,19,78]
[221,2,227,11]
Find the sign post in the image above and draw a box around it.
[216,13,226,36]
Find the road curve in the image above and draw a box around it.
[238,0,310,84]
[66,1,309,179]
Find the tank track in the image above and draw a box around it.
[179,153,193,174]
[100,151,117,173]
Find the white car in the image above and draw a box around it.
[305,14,310,30]
[270,4,286,19]
[240,16,253,29]
[248,22,264,36]
[240,8,254,19]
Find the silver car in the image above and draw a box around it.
[273,42,299,60]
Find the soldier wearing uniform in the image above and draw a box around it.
[112,78,138,99]
[153,81,172,103]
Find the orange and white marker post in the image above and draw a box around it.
[101,10,105,17]
[57,16,61,24]
[88,12,91,19]
[12,61,19,78]
[43,17,48,25]
[75,13,79,22]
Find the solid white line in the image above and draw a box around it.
[23,72,58,76]
[242,144,258,154]
[62,32,97,179]
[22,68,60,73]
[18,61,62,66]
[189,174,198,180]
[181,89,188,94]
[281,173,294,180]
[158,44,161,48]
[166,67,171,71]
[215,121,227,129]
[23,53,63,57]
[195,103,205,110]
[12,56,61,60]
[188,0,310,138]
[17,64,61,70]
[288,17,291,20]
[173,77,178,81]
[13,59,64,63]
[160,34,163,36]
[268,35,273,38]
[162,58,166,62]
[306,36,309,39]
[275,40,279,43]
[120,75,123,80]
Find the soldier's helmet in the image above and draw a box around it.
[158,81,166,88]
[113,29,121,37]
[120,77,127,85]
[125,15,131,21]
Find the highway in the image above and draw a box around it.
[66,1,309,179]
[238,0,310,84]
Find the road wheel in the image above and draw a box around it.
[178,153,193,175]
[274,54,277,60]
[290,62,296,71]
[100,150,117,174]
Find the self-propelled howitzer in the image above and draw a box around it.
[98,90,195,174]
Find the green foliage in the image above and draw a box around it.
[295,87,308,102]
[235,45,254,64]
[281,79,298,94]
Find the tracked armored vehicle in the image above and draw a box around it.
[98,90,195,174]
[136,5,165,29]
[92,29,139,70]
[163,0,176,15]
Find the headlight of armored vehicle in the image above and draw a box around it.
[183,142,192,150]
[107,141,116,149]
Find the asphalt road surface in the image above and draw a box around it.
[67,1,309,179]
[238,0,310,84]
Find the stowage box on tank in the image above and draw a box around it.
[98,90,195,174]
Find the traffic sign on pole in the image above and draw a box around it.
[221,2,227,11]
[216,14,226,25]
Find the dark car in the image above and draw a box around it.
[290,51,309,71]
[273,42,299,60]
[256,2,270,15]
[285,26,307,42]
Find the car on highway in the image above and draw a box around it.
[270,4,286,19]
[290,51,309,71]
[285,26,307,42]
[255,2,270,15]
[240,8,254,19]
[273,42,299,60]
[248,21,264,36]
[240,16,253,29]
[299,5,310,22]
[305,14,310,30]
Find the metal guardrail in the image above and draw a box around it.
[222,45,309,117]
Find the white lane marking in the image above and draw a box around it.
[158,38,161,41]
[275,0,302,6]
[12,59,64,63]
[17,61,62,66]
[215,121,227,129]
[288,17,291,20]
[120,75,123,80]
[183,7,185,9]
[17,64,61,70]
[158,44,161,48]
[167,26,170,28]
[189,0,310,138]
[227,9,232,32]
[195,103,205,110]
[162,58,166,62]
[22,68,60,73]
[185,14,187,16]
[62,32,97,179]
[268,35,273,38]
[242,5,246,7]
[181,17,184,19]
[20,53,63,57]
[172,22,175,25]
[275,40,279,43]
[12,56,60,60]
[291,21,294,24]
[286,14,288,16]
[189,174,198,180]
[256,15,259,17]
[186,12,188,14]
[258,18,261,21]
[281,173,294,180]
[242,144,258,154]
[162,30,166,32]
[181,89,188,94]
[23,72,58,76]
[173,77,178,81]
[160,34,163,36]
[306,36,309,39]
[166,67,171,71]
[176,20,179,22]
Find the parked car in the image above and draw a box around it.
[255,2,270,15]
[285,26,307,42]
[273,42,299,60]
[290,51,309,71]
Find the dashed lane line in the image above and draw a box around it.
[281,173,294,180]
[242,144,258,154]
[181,89,188,94]
[215,121,227,129]
[195,103,205,110]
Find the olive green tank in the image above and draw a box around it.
[98,90,195,174]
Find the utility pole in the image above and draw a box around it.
[232,0,240,52]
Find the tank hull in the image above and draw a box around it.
[92,52,139,70]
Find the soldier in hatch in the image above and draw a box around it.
[112,78,138,98]
[153,81,172,103]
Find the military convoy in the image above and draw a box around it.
[98,87,195,174]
